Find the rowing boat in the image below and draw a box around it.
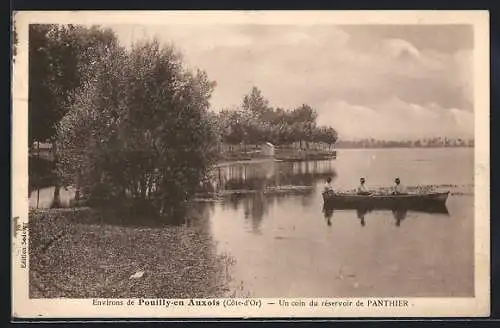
[322,190,449,212]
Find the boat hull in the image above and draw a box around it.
[322,190,449,212]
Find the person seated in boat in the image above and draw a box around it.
[357,177,371,195]
[392,178,407,195]
[324,177,334,193]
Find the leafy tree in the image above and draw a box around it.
[57,38,127,202]
[29,24,119,207]
[225,110,246,146]
[290,104,318,125]
[29,25,58,145]
[324,127,338,149]
[29,24,118,146]
[58,39,219,219]
[242,86,271,117]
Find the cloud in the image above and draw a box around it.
[453,49,473,105]
[340,25,473,53]
[383,38,421,60]
[317,97,474,140]
[108,24,474,139]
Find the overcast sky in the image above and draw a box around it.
[108,24,474,140]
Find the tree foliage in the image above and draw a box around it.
[242,86,271,117]
[29,24,118,145]
[217,87,338,148]
[57,39,219,218]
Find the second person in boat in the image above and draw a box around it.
[392,177,407,195]
[357,177,371,195]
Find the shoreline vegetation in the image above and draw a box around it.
[335,137,474,149]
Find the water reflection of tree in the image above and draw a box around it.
[185,201,215,230]
[204,160,337,233]
[223,190,316,234]
[204,160,337,193]
[243,192,266,234]
[228,194,243,210]
[300,194,315,207]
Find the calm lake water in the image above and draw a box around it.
[30,148,474,297]
[205,148,474,297]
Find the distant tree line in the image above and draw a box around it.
[213,87,338,150]
[335,137,474,149]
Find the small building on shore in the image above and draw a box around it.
[261,142,275,157]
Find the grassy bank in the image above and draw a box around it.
[29,207,237,299]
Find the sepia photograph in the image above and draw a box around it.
[12,11,490,318]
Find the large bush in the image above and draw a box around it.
[57,39,219,219]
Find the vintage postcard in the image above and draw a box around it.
[12,10,490,318]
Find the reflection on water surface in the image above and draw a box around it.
[204,149,474,298]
